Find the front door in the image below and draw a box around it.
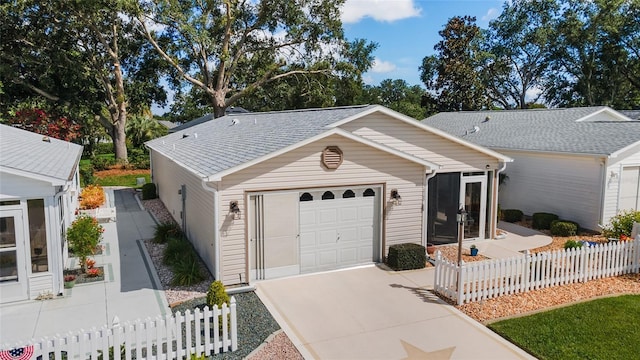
[461,175,487,241]
[0,209,29,303]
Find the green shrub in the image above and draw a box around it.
[602,210,640,239]
[551,220,579,236]
[564,240,583,250]
[163,237,193,266]
[386,243,426,271]
[502,209,523,223]
[80,162,95,186]
[206,280,230,308]
[94,142,113,155]
[128,148,150,169]
[532,212,559,230]
[154,222,182,243]
[141,183,157,200]
[171,255,205,286]
[92,155,115,171]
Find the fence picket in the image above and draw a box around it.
[434,239,640,305]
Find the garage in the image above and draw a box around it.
[299,187,381,273]
[620,166,640,211]
[250,186,381,280]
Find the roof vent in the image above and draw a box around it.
[483,116,490,122]
[321,146,343,169]
[231,119,239,125]
[182,134,189,138]
[42,136,51,143]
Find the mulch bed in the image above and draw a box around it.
[63,266,105,284]
[94,169,150,177]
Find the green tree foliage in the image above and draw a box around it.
[484,0,558,109]
[1,0,166,161]
[126,115,167,148]
[545,0,640,107]
[137,0,374,117]
[420,16,489,111]
[359,79,428,119]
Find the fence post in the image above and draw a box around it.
[456,261,465,305]
[230,297,238,351]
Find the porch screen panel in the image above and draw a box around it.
[427,173,460,245]
[619,167,640,211]
[28,199,48,272]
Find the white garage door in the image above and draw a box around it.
[299,187,380,273]
[620,166,640,211]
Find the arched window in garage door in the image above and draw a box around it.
[342,190,355,198]
[322,191,335,200]
[300,192,313,202]
[363,188,376,197]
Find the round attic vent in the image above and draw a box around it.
[321,146,343,169]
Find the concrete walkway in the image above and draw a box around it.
[461,221,553,259]
[0,188,168,345]
[257,266,535,360]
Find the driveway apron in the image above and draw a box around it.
[256,266,534,360]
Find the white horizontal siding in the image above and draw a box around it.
[0,172,55,198]
[498,151,603,230]
[29,273,53,299]
[151,151,216,276]
[218,134,425,285]
[604,143,640,225]
[339,113,500,171]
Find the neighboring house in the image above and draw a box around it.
[0,124,82,303]
[157,120,178,130]
[170,107,250,133]
[619,110,640,120]
[425,106,640,231]
[146,105,511,286]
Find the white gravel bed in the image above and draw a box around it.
[246,331,304,360]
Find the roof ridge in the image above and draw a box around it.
[438,106,607,115]
[225,104,371,117]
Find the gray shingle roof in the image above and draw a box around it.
[0,124,83,182]
[424,107,640,156]
[619,110,640,120]
[146,105,375,178]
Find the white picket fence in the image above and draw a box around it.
[434,239,640,305]
[1,298,237,359]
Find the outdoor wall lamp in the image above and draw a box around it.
[229,201,241,220]
[390,189,402,206]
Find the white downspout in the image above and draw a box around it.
[53,182,72,294]
[201,179,221,281]
[423,169,438,246]
[493,161,508,239]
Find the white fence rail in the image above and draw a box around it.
[434,239,640,305]
[1,298,237,359]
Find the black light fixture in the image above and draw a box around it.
[229,201,241,219]
[390,189,402,205]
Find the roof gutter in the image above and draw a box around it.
[201,179,221,281]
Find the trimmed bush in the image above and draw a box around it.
[564,239,583,250]
[502,209,523,223]
[142,183,157,200]
[386,243,426,271]
[154,222,182,243]
[94,142,113,155]
[551,220,578,236]
[602,210,640,239]
[532,212,559,230]
[80,162,95,186]
[92,155,115,171]
[207,280,230,308]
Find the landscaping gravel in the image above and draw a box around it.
[140,195,303,359]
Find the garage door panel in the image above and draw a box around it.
[319,209,338,224]
[319,230,338,245]
[298,187,380,274]
[299,232,316,247]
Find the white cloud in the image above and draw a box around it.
[371,58,397,73]
[341,0,421,23]
[481,8,499,22]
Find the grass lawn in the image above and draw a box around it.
[489,295,640,359]
[94,172,150,187]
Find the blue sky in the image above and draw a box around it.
[342,0,507,86]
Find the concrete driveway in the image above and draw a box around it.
[256,265,534,360]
